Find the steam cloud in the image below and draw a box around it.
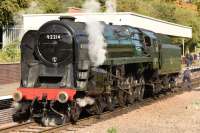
[82,0,101,12]
[86,21,107,66]
[82,0,117,66]
[83,0,107,66]
[76,97,95,107]
[106,0,117,12]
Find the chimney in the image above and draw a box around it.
[67,7,82,13]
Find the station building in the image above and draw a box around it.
[0,10,192,55]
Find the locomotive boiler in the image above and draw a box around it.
[12,16,181,125]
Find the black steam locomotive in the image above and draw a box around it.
[12,16,181,125]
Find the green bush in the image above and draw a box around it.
[107,127,117,133]
[0,41,20,63]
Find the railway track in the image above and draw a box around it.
[0,75,199,133]
[0,98,13,110]
[0,98,165,133]
[0,108,14,125]
[0,98,13,125]
[0,92,184,133]
[0,78,199,133]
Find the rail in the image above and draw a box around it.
[0,77,199,133]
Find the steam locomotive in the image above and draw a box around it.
[12,16,181,125]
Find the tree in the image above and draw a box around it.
[60,0,85,11]
[17,0,29,8]
[164,0,177,2]
[197,2,200,16]
[117,0,139,12]
[0,0,63,26]
[0,0,30,26]
[0,0,20,26]
[37,0,61,13]
[153,2,176,22]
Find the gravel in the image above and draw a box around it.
[72,88,200,133]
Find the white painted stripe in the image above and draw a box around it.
[0,95,12,100]
[193,86,200,90]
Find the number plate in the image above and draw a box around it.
[46,34,61,40]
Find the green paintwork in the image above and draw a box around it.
[159,44,181,75]
[107,45,134,58]
[104,25,143,59]
[102,27,181,76]
[104,56,152,65]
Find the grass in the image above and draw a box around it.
[107,127,117,133]
[0,41,20,64]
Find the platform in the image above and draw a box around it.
[0,82,19,99]
[184,66,200,72]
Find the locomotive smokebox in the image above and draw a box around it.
[59,16,76,21]
[36,20,74,66]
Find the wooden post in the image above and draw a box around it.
[182,38,185,56]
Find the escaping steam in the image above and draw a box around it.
[85,21,107,66]
[83,0,107,66]
[106,0,117,12]
[76,97,95,107]
[82,0,101,12]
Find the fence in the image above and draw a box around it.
[0,63,20,85]
[2,26,24,47]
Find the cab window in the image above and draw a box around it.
[144,36,151,47]
[114,27,130,39]
[153,39,157,45]
[126,27,143,51]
